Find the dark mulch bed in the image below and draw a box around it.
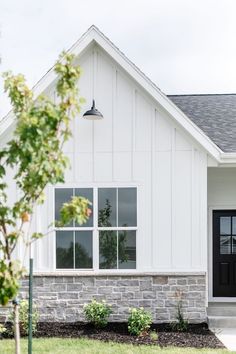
[2,322,223,349]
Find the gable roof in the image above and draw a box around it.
[1,25,234,163]
[169,94,236,153]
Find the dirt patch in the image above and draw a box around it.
[4,322,221,348]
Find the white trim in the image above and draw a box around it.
[33,270,206,277]
[208,205,236,302]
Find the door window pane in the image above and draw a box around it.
[118,230,136,269]
[232,217,236,235]
[98,189,117,227]
[75,188,93,227]
[220,236,231,254]
[56,231,74,268]
[55,188,73,227]
[75,231,93,268]
[232,236,236,254]
[220,217,231,235]
[118,188,137,227]
[99,231,117,269]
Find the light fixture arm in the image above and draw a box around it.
[92,99,95,110]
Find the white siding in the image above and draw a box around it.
[208,168,236,206]
[5,44,208,272]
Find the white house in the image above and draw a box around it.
[1,26,236,326]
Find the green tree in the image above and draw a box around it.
[0,52,90,353]
[99,200,128,269]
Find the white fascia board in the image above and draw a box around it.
[218,153,236,166]
[0,25,225,163]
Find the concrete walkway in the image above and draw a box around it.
[212,328,236,352]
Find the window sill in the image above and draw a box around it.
[32,270,206,277]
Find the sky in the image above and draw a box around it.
[1,0,236,117]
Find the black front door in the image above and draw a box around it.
[213,210,236,297]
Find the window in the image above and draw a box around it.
[98,188,137,269]
[55,188,93,269]
[220,216,236,254]
[55,187,137,270]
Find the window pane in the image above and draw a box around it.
[220,236,231,254]
[75,188,93,227]
[98,188,117,227]
[55,188,73,227]
[56,231,74,268]
[99,231,117,269]
[118,230,136,269]
[233,236,236,254]
[118,188,137,227]
[220,217,231,235]
[233,217,236,235]
[75,231,93,268]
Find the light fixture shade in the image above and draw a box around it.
[83,99,103,120]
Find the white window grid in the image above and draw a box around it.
[54,186,138,271]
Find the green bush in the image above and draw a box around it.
[128,307,152,336]
[83,299,112,328]
[8,299,39,336]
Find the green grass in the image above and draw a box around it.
[0,338,234,354]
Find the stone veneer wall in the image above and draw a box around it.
[0,274,207,323]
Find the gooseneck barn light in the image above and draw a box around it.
[83,99,104,120]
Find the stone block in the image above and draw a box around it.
[138,300,152,307]
[50,284,67,292]
[98,287,113,294]
[188,285,205,292]
[187,278,197,285]
[81,278,94,286]
[67,284,83,292]
[95,280,107,286]
[140,280,152,291]
[143,291,156,299]
[44,277,56,284]
[121,292,134,300]
[153,276,168,285]
[117,280,139,287]
[58,292,78,299]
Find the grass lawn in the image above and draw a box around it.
[0,338,234,354]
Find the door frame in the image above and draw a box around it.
[208,206,236,302]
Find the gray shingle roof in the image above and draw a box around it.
[168,94,236,152]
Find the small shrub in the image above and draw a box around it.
[0,324,6,335]
[83,299,112,328]
[8,299,39,336]
[150,330,158,341]
[128,307,152,336]
[171,292,188,332]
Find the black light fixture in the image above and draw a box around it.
[83,99,104,120]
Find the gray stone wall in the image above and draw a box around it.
[0,274,207,323]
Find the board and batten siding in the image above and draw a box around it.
[3,44,208,273]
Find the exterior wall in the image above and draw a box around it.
[3,43,208,273]
[0,274,207,323]
[0,42,211,324]
[29,44,208,273]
